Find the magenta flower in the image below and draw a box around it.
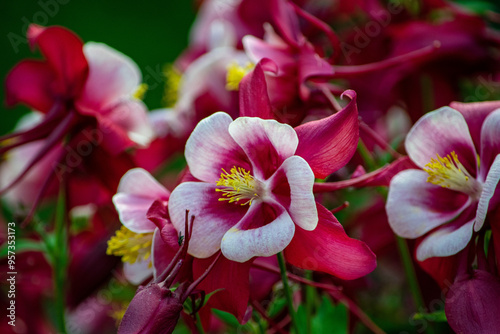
[387,106,500,261]
[168,91,376,279]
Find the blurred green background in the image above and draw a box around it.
[0,0,196,135]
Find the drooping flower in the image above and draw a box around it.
[168,90,376,279]
[386,105,500,261]
[2,24,153,201]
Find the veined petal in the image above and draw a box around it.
[221,201,295,262]
[387,169,469,238]
[294,90,358,179]
[185,112,249,183]
[238,59,276,119]
[474,154,500,231]
[416,220,474,261]
[479,109,500,180]
[228,117,298,180]
[168,182,247,258]
[405,107,477,175]
[79,42,142,112]
[268,156,317,230]
[284,203,376,280]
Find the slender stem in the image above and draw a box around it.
[395,237,425,311]
[304,270,315,334]
[53,186,68,333]
[357,139,376,171]
[195,312,206,334]
[277,252,300,334]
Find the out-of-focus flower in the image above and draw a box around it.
[2,24,153,202]
[387,105,500,261]
[168,91,376,279]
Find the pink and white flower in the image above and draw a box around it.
[387,105,500,261]
[168,91,376,279]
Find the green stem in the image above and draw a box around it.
[304,270,315,334]
[53,186,68,334]
[195,312,206,334]
[277,252,300,334]
[357,140,377,171]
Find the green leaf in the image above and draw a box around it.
[0,239,45,258]
[413,310,447,323]
[312,296,348,334]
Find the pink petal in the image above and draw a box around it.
[185,112,249,183]
[168,182,247,258]
[416,220,474,261]
[284,203,376,280]
[446,270,500,334]
[221,202,295,262]
[479,109,500,180]
[27,24,88,98]
[78,42,142,112]
[474,154,500,231]
[294,90,359,179]
[228,117,298,180]
[405,107,478,175]
[124,260,153,285]
[387,169,470,238]
[5,60,55,113]
[112,168,169,233]
[238,59,277,119]
[193,255,252,322]
[268,156,317,230]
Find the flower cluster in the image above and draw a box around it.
[1,0,500,333]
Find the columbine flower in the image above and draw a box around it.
[168,91,376,280]
[2,24,153,197]
[109,168,170,284]
[386,105,500,261]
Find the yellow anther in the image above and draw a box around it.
[216,166,258,205]
[226,62,255,91]
[162,64,182,107]
[133,83,148,100]
[424,151,482,198]
[106,226,153,264]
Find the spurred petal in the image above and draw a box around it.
[268,156,317,230]
[221,202,295,262]
[185,112,249,183]
[193,255,252,322]
[416,220,474,261]
[78,42,142,112]
[445,270,500,334]
[112,168,169,233]
[284,203,376,280]
[474,154,500,231]
[479,109,500,180]
[387,169,469,238]
[28,24,88,98]
[294,90,358,179]
[168,182,247,258]
[5,60,55,112]
[405,107,477,174]
[228,117,298,180]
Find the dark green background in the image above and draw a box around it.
[0,0,196,135]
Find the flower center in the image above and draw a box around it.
[424,151,482,199]
[216,166,258,205]
[106,226,153,265]
[226,62,255,91]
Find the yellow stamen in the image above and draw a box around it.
[133,83,148,100]
[424,151,482,198]
[162,64,182,107]
[106,226,153,265]
[110,302,129,325]
[226,62,255,91]
[216,166,258,205]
